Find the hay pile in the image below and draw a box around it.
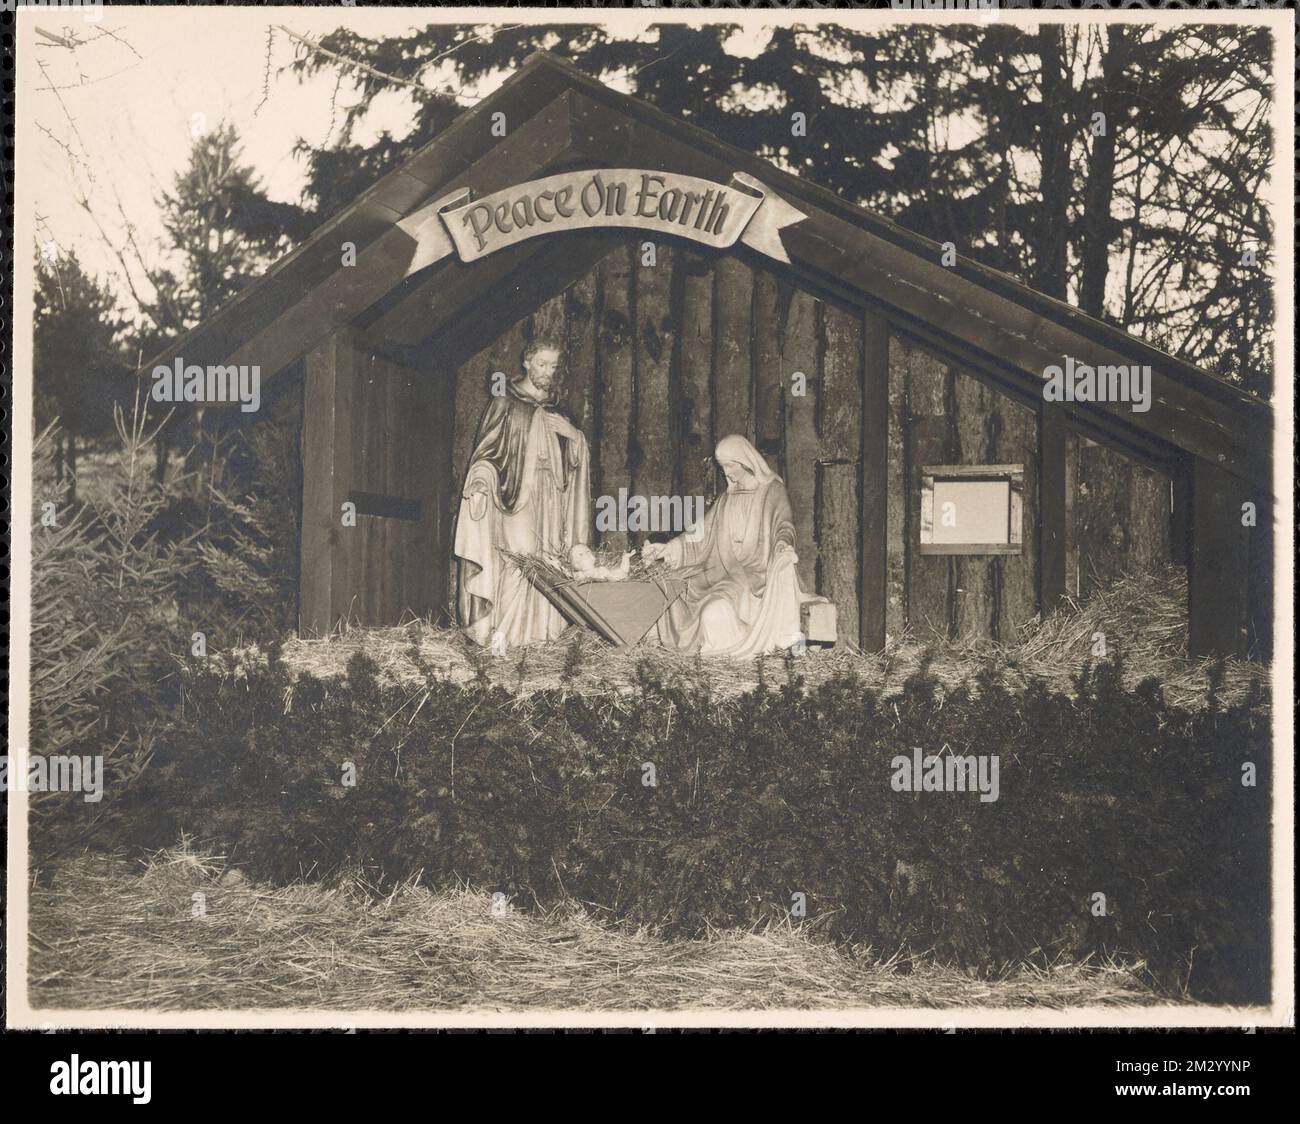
[272,566,1266,712]
[28,848,1163,1013]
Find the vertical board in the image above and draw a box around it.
[1065,434,1170,601]
[781,288,821,592]
[751,270,786,456]
[354,352,383,625]
[595,242,635,550]
[712,255,753,454]
[632,242,676,542]
[362,354,452,625]
[817,303,864,647]
[950,371,999,640]
[329,334,360,629]
[900,339,953,642]
[1073,437,1133,596]
[677,250,715,502]
[1169,466,1191,567]
[1037,405,1068,620]
[564,264,599,438]
[1064,430,1082,598]
[859,310,889,650]
[993,394,1039,638]
[818,463,860,649]
[410,365,454,624]
[885,332,909,640]
[1128,461,1172,571]
[820,304,863,461]
[1245,486,1273,660]
[300,331,353,635]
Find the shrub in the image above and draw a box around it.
[28,409,203,858]
[119,648,1271,1004]
[28,387,302,861]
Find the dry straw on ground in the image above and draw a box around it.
[270,565,1266,712]
[29,848,1164,1013]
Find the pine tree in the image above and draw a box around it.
[33,251,130,499]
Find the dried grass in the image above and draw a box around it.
[500,546,667,586]
[273,565,1266,712]
[28,847,1167,1013]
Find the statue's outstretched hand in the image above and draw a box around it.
[642,542,667,563]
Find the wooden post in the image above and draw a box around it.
[859,310,889,651]
[1187,458,1250,657]
[1169,463,1191,566]
[1038,404,1067,615]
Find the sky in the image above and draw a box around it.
[22,6,773,315]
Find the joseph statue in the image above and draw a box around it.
[454,340,592,648]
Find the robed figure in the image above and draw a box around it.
[454,342,591,647]
[643,434,824,659]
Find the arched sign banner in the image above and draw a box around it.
[397,168,807,276]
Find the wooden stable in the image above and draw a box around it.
[148,52,1273,657]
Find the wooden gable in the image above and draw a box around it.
[144,52,1272,656]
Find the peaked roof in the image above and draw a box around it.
[148,51,1270,490]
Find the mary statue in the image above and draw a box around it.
[642,434,826,658]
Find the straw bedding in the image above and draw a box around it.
[274,565,1266,712]
[28,847,1167,1012]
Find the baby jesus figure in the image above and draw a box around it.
[569,544,633,582]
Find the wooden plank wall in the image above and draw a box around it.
[447,238,1179,645]
[888,333,1040,643]
[1064,432,1172,600]
[301,330,451,633]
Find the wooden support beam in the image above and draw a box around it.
[859,310,889,651]
[1038,404,1068,616]
[1169,463,1191,566]
[1187,457,1250,657]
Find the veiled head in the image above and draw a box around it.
[715,434,778,490]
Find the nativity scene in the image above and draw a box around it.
[453,340,829,658]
